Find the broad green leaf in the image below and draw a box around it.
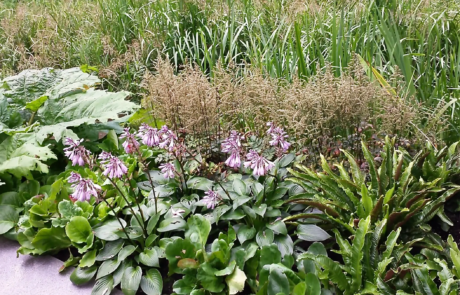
[141,269,163,295]
[226,266,247,295]
[66,216,93,244]
[237,225,256,244]
[70,266,98,285]
[139,248,160,267]
[121,266,142,295]
[256,229,274,248]
[165,238,196,275]
[274,234,294,257]
[32,227,71,253]
[91,275,114,295]
[197,265,225,293]
[233,179,247,195]
[93,219,127,241]
[96,258,121,280]
[299,253,348,291]
[80,249,97,268]
[25,95,48,112]
[185,214,211,249]
[305,273,321,295]
[0,204,18,234]
[96,240,124,261]
[118,245,137,260]
[157,217,186,232]
[268,266,289,295]
[260,244,282,270]
[297,224,331,242]
[266,220,287,235]
[0,135,57,178]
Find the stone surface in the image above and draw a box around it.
[0,237,122,294]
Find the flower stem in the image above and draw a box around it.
[108,177,148,238]
[100,197,137,246]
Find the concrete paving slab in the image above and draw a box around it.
[0,237,122,295]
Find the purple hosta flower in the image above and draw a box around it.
[159,126,178,152]
[222,131,243,168]
[267,123,291,152]
[202,190,221,209]
[266,122,276,135]
[138,124,161,147]
[244,150,275,176]
[67,172,100,202]
[120,128,140,154]
[99,152,128,179]
[64,138,91,166]
[159,162,176,179]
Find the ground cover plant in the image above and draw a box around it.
[1,0,460,294]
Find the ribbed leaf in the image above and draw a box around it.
[361,141,380,194]
[121,266,142,295]
[141,269,163,295]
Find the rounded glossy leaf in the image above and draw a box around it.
[121,266,142,295]
[118,245,137,260]
[305,273,321,295]
[96,240,124,261]
[0,205,18,235]
[93,219,127,241]
[233,179,247,196]
[256,229,274,248]
[66,216,92,244]
[32,227,71,252]
[266,220,287,235]
[70,266,97,285]
[96,258,121,279]
[268,267,289,295]
[157,217,186,232]
[279,153,296,167]
[80,249,97,268]
[139,248,160,267]
[297,224,331,242]
[141,269,163,295]
[237,225,256,244]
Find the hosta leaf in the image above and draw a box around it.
[118,245,137,260]
[297,224,331,242]
[305,273,321,295]
[157,217,186,232]
[274,234,294,257]
[256,229,274,248]
[70,266,98,285]
[92,275,114,295]
[139,248,160,267]
[121,266,142,295]
[96,258,121,279]
[233,179,247,195]
[260,244,282,270]
[266,220,287,235]
[185,214,211,249]
[96,240,124,261]
[141,269,163,295]
[237,225,256,244]
[93,219,127,241]
[267,266,290,295]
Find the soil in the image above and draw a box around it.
[431,211,460,243]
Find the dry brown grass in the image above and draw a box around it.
[142,57,427,146]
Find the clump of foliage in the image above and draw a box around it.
[0,67,138,180]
